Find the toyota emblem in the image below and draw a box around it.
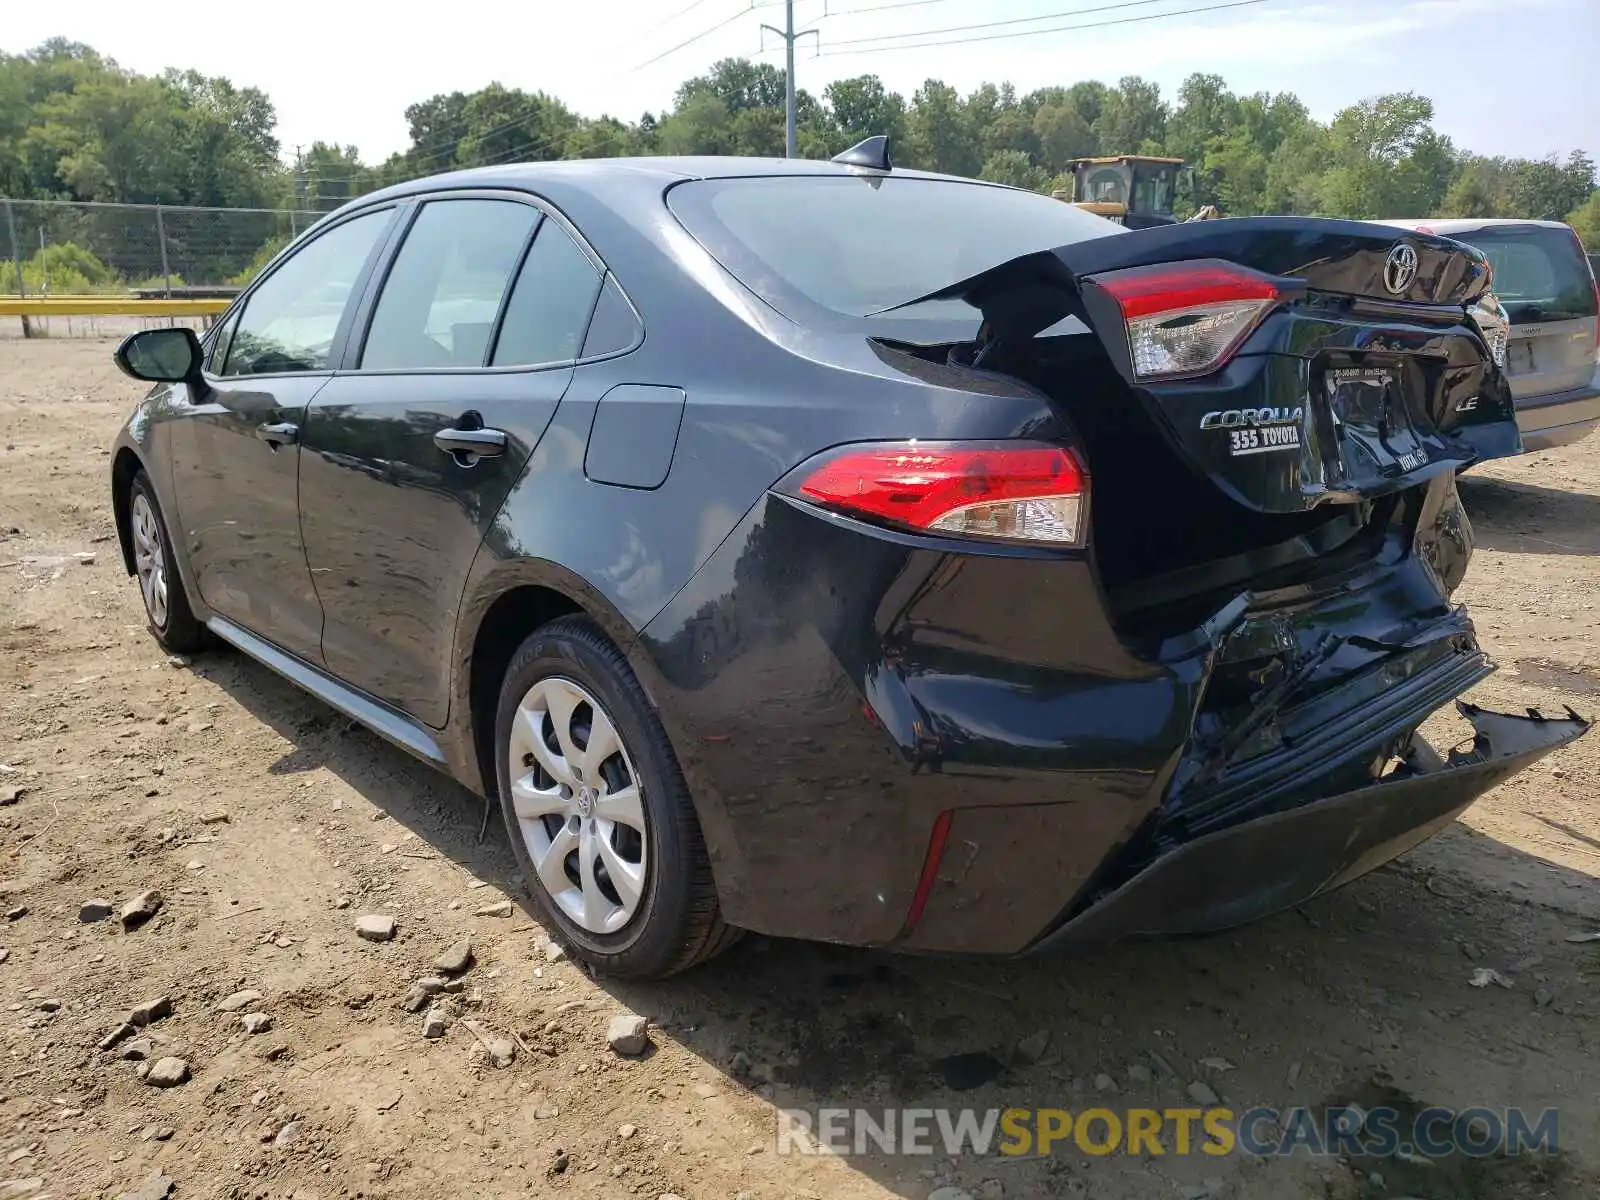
[1384,243,1419,295]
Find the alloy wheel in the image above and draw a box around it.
[507,676,648,934]
[130,492,169,629]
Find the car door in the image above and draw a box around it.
[166,207,396,661]
[298,193,607,726]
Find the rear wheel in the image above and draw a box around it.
[128,471,206,654]
[493,616,738,978]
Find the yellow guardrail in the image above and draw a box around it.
[0,296,231,317]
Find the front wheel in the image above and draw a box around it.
[493,616,738,979]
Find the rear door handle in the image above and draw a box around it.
[256,421,298,447]
[434,427,507,459]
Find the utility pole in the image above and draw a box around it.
[762,0,818,158]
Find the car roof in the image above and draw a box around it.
[351,155,973,209]
[1377,217,1577,235]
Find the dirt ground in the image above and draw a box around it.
[1,335,1597,1200]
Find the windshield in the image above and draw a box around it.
[667,174,1121,330]
[1132,165,1176,216]
[1081,165,1129,205]
[1451,225,1597,323]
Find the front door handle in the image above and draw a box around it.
[256,421,299,447]
[434,427,508,460]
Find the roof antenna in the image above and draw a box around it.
[831,135,892,172]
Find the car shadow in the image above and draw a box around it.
[1458,475,1600,555]
[196,644,520,891]
[193,647,1599,1200]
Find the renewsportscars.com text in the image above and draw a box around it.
[776,1105,1559,1159]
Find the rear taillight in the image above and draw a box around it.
[792,441,1088,547]
[1092,259,1283,381]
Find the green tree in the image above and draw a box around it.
[1093,76,1166,156]
[980,150,1045,190]
[825,75,906,150]
[655,92,734,156]
[1032,103,1094,173]
[297,142,380,211]
[1566,191,1600,247]
[1508,152,1596,220]
[1318,93,1450,218]
[677,59,786,114]
[904,80,979,176]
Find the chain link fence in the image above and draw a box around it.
[2,198,324,298]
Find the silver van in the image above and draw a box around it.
[1384,218,1599,450]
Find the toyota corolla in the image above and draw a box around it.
[108,144,1588,978]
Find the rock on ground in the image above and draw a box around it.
[607,1012,650,1056]
[355,913,397,942]
[120,889,163,930]
[215,989,263,1013]
[78,899,113,923]
[115,1174,174,1200]
[402,984,430,1013]
[242,1012,273,1034]
[473,900,513,918]
[144,1057,190,1088]
[1013,1029,1050,1063]
[484,1037,517,1068]
[422,1003,456,1039]
[434,939,473,974]
[98,1022,136,1050]
[128,996,172,1027]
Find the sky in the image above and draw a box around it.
[6,0,1597,165]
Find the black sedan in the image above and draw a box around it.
[109,145,1587,978]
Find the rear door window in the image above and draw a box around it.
[489,220,604,367]
[1452,225,1597,324]
[361,199,539,370]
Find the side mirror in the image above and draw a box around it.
[114,327,204,384]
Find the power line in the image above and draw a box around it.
[627,0,726,45]
[823,0,1222,48]
[826,0,974,14]
[635,2,758,69]
[468,125,586,169]
[819,0,1275,55]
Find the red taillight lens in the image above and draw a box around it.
[1092,259,1283,381]
[794,442,1088,546]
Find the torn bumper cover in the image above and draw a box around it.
[1033,701,1589,949]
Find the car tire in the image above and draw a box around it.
[127,470,207,654]
[493,616,739,979]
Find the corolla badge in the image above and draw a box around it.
[1384,243,1420,295]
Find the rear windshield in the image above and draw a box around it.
[666,174,1121,331]
[1450,225,1597,324]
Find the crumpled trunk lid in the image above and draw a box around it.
[919,216,1521,515]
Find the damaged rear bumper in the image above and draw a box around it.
[1032,701,1589,948]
